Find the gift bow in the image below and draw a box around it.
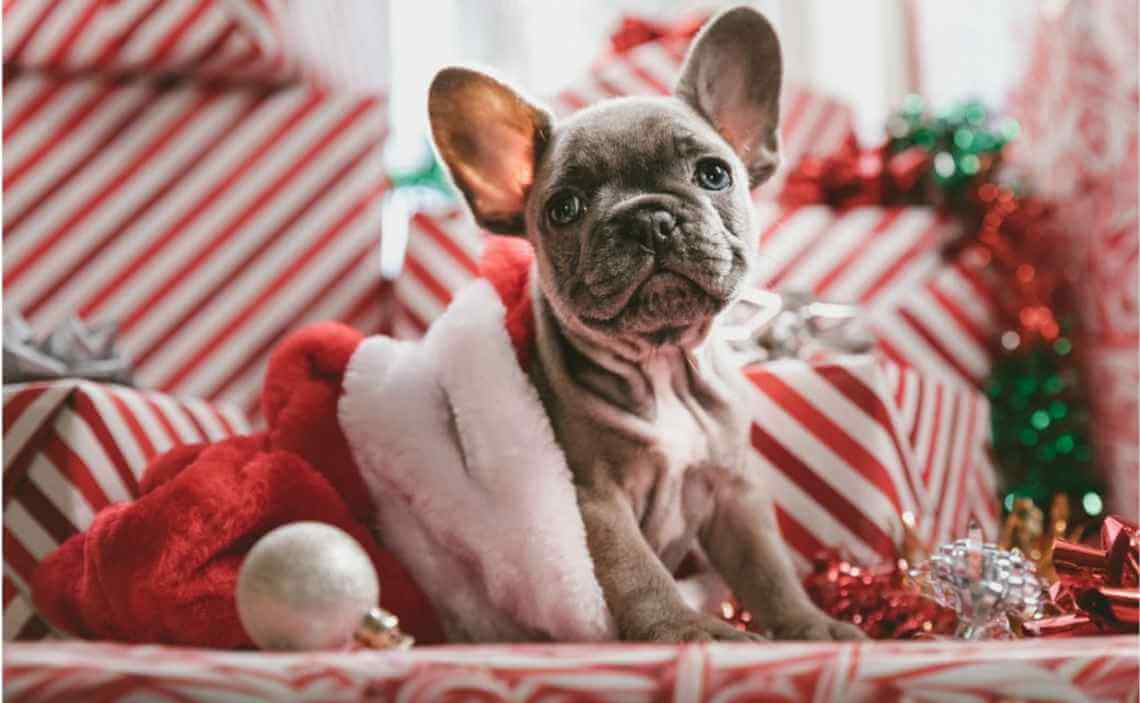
[2,313,133,385]
[1025,515,1139,636]
[721,288,874,364]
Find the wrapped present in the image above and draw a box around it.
[3,0,302,84]
[740,353,998,571]
[1009,0,1138,517]
[2,380,250,640]
[3,637,1137,701]
[2,72,390,420]
[751,202,998,388]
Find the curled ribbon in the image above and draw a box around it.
[720,288,874,365]
[3,313,133,386]
[1024,515,1139,636]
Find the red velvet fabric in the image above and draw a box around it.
[32,323,444,648]
[32,244,540,649]
[479,235,537,368]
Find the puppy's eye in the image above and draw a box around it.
[695,158,732,191]
[547,191,584,226]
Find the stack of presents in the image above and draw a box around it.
[3,1,1136,700]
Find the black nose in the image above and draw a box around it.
[627,208,676,253]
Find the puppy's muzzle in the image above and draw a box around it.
[626,207,677,255]
[609,196,680,256]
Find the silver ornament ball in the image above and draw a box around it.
[236,522,379,651]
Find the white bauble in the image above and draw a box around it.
[236,522,379,650]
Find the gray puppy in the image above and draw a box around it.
[428,6,864,642]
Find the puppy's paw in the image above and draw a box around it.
[771,614,866,641]
[641,614,766,643]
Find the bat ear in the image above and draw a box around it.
[429,67,553,234]
[676,7,783,186]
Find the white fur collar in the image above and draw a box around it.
[339,280,615,642]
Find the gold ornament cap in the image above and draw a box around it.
[355,607,414,650]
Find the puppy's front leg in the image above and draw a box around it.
[577,478,760,642]
[697,465,865,641]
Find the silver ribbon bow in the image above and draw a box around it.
[720,288,875,365]
[908,521,1044,640]
[3,313,134,385]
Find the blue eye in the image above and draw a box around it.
[695,158,732,190]
[547,191,584,225]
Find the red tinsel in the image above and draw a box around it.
[779,145,931,211]
[1025,515,1139,637]
[779,142,1067,346]
[802,551,958,639]
[720,551,957,639]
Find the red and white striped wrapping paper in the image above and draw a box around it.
[2,380,250,642]
[3,0,301,84]
[1009,0,1139,518]
[752,202,996,389]
[742,353,997,573]
[2,72,391,421]
[4,637,1136,702]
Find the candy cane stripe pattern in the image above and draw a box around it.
[2,638,1136,701]
[2,74,391,421]
[2,381,250,641]
[2,0,300,84]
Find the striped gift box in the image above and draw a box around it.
[4,636,1137,701]
[2,380,250,641]
[3,73,391,421]
[743,354,997,573]
[753,202,997,388]
[3,0,300,84]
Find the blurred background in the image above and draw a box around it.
[287,0,1040,173]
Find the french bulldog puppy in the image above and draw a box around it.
[428,6,865,642]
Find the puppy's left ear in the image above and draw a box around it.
[676,7,782,186]
[429,67,552,234]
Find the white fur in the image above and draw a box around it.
[339,280,616,642]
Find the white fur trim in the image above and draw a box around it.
[340,280,615,642]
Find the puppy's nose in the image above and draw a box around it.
[628,208,677,253]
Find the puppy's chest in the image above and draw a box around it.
[621,356,746,563]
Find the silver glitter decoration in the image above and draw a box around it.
[909,521,1045,640]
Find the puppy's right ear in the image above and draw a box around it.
[429,67,552,235]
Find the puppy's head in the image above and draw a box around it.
[430,7,781,358]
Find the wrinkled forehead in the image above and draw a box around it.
[535,97,728,192]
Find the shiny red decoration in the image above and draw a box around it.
[802,551,957,639]
[608,14,706,55]
[778,138,1070,347]
[1025,515,1139,636]
[779,145,931,211]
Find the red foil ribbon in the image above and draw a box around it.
[1025,515,1139,636]
[609,14,706,55]
[778,145,931,211]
